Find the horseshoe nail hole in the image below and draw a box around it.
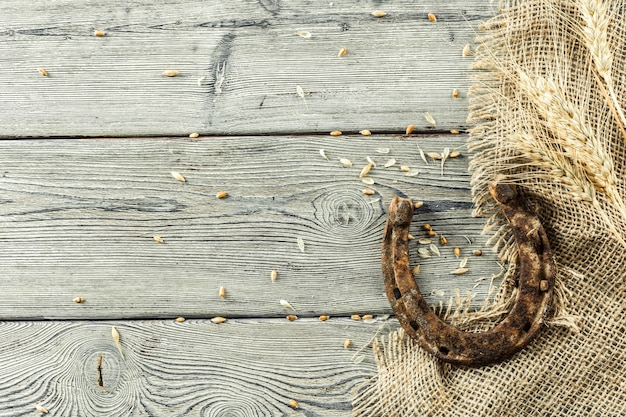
[522,322,532,333]
[409,320,419,331]
[438,346,450,355]
[393,288,402,299]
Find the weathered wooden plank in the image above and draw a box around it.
[0,135,502,320]
[0,318,398,416]
[0,0,493,137]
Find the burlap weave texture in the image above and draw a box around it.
[354,1,626,415]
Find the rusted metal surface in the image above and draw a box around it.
[382,180,555,366]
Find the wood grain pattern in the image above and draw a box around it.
[0,0,494,137]
[0,135,502,320]
[0,318,398,416]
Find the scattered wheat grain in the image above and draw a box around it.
[289,399,299,409]
[73,297,84,303]
[344,338,352,348]
[452,88,459,98]
[153,236,164,243]
[362,314,374,321]
[449,150,461,158]
[424,112,436,126]
[111,326,124,360]
[450,129,460,134]
[412,264,421,275]
[319,315,330,321]
[297,236,305,252]
[406,124,414,135]
[35,405,48,414]
[454,246,461,257]
[94,30,106,37]
[428,12,437,22]
[271,269,278,281]
[462,44,471,57]
[400,165,410,172]
[211,316,227,324]
[414,201,424,209]
[361,177,375,185]
[371,10,387,17]
[359,164,372,177]
[175,317,185,323]
[189,132,199,138]
[330,130,342,136]
[219,287,226,298]
[339,158,353,168]
[338,47,347,57]
[37,68,48,76]
[170,171,186,182]
[360,129,371,136]
[216,191,228,199]
[286,314,298,321]
[473,249,483,256]
[363,188,375,195]
[163,70,180,77]
[427,152,442,160]
[451,267,469,275]
[440,235,448,245]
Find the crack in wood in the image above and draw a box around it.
[96,353,105,391]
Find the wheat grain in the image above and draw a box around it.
[111,326,124,360]
[359,164,372,177]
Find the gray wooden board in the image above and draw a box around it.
[0,0,495,137]
[0,135,503,320]
[0,318,400,416]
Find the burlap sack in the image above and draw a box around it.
[354,1,626,415]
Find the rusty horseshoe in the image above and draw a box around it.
[382,180,555,366]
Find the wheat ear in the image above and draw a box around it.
[577,0,626,138]
[510,132,626,248]
[517,71,624,204]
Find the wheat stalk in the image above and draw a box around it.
[577,0,626,138]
